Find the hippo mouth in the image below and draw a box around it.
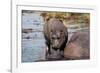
[52,47,59,51]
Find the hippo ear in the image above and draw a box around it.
[59,19,63,23]
[46,18,50,22]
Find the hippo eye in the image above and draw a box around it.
[51,30,53,32]
[60,30,63,34]
[60,30,63,32]
[57,37,60,39]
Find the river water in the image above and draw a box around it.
[22,12,46,62]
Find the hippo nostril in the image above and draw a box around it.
[57,37,60,39]
[52,37,55,39]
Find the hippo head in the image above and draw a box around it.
[47,18,68,50]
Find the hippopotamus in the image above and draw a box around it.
[43,18,68,59]
[64,31,90,60]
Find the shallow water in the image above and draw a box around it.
[22,12,46,62]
